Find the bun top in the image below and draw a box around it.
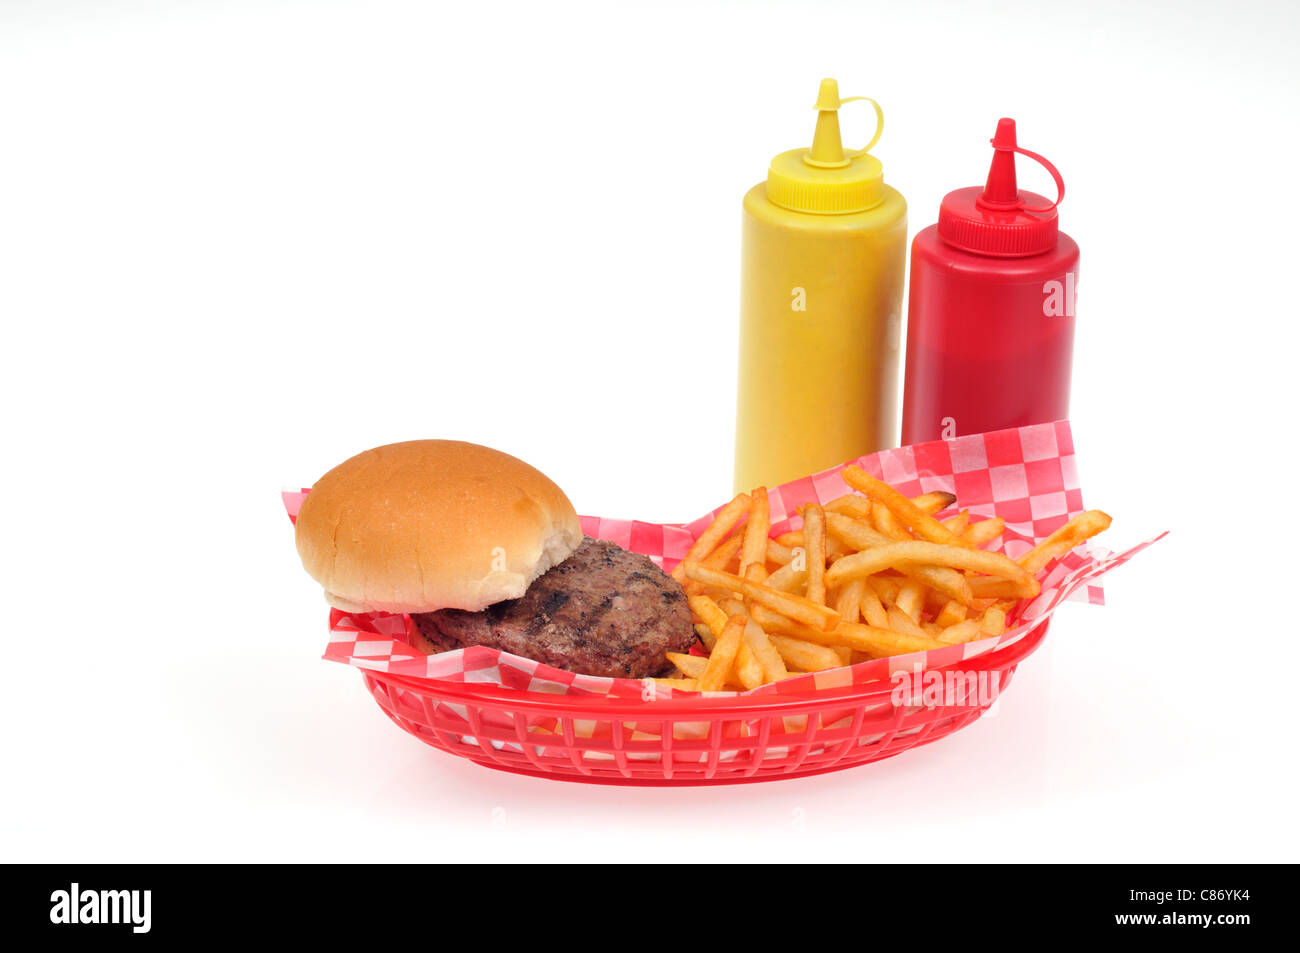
[295,440,583,614]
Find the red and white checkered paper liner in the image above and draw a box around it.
[283,421,1162,701]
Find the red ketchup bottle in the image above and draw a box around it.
[901,119,1078,444]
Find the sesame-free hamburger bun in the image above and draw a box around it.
[294,440,583,614]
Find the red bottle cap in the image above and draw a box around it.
[936,118,1065,258]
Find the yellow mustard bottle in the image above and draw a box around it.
[734,79,908,493]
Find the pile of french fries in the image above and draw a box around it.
[663,465,1111,692]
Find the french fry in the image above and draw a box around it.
[1018,510,1113,575]
[834,577,865,625]
[887,606,928,638]
[826,540,1039,598]
[859,585,890,629]
[774,530,804,547]
[873,502,912,541]
[866,574,903,604]
[912,491,957,515]
[671,492,750,583]
[693,623,716,651]
[924,586,950,613]
[900,564,976,607]
[752,605,945,657]
[765,562,808,593]
[966,576,1029,599]
[942,509,971,534]
[734,642,765,690]
[698,587,739,604]
[980,607,1007,637]
[747,604,805,636]
[740,487,770,581]
[896,581,925,622]
[697,615,746,692]
[828,490,954,518]
[935,599,968,628]
[683,562,841,631]
[718,597,772,689]
[938,620,982,645]
[688,595,729,638]
[803,503,828,604]
[742,618,788,683]
[718,597,746,617]
[841,623,946,656]
[766,633,843,672]
[707,533,744,569]
[682,534,744,594]
[824,511,892,551]
[666,652,707,678]
[842,466,965,546]
[962,516,1005,548]
[824,494,874,519]
[766,539,796,565]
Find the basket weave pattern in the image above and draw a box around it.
[361,621,1047,785]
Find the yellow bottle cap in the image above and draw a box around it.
[765,79,886,215]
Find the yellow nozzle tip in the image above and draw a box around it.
[814,78,841,111]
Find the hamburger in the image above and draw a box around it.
[294,440,695,678]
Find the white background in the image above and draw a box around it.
[2,0,1297,862]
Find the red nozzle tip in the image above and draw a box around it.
[980,118,1020,209]
[990,118,1017,151]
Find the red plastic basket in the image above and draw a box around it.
[359,618,1049,785]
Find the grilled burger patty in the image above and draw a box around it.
[411,537,695,678]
